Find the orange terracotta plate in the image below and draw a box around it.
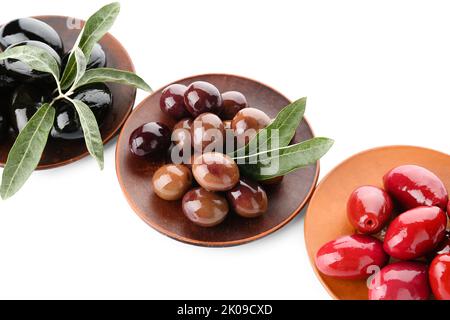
[116,74,319,247]
[0,16,136,169]
[305,145,450,300]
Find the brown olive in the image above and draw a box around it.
[182,187,229,227]
[191,112,224,152]
[226,178,268,218]
[192,152,240,191]
[223,120,232,130]
[231,107,270,147]
[221,91,248,120]
[152,164,192,200]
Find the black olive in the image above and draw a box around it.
[3,40,61,87]
[72,83,112,122]
[0,60,18,91]
[0,90,11,140]
[50,100,82,140]
[0,111,8,140]
[0,18,64,56]
[62,43,107,71]
[9,83,51,133]
[51,83,112,140]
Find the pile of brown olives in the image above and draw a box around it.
[129,81,276,227]
[315,164,450,300]
[0,17,112,141]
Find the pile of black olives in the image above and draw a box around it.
[129,81,277,227]
[0,17,112,141]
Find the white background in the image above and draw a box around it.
[0,0,449,299]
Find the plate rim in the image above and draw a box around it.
[115,73,320,247]
[304,144,450,299]
[0,15,137,170]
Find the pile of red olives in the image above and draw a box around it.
[129,81,274,227]
[0,18,112,141]
[315,164,450,300]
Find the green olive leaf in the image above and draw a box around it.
[0,45,60,81]
[72,47,87,89]
[60,2,120,89]
[232,97,306,158]
[74,68,152,92]
[0,103,55,200]
[68,99,104,169]
[237,137,334,181]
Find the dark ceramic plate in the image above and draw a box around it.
[116,74,319,247]
[0,15,136,169]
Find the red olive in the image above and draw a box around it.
[347,186,394,234]
[192,152,240,191]
[191,112,224,152]
[182,187,229,227]
[429,253,450,300]
[221,91,248,120]
[447,200,450,218]
[226,178,268,218]
[383,206,447,260]
[384,165,448,210]
[368,262,430,300]
[315,234,388,280]
[427,231,450,261]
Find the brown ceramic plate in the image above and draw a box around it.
[305,145,450,300]
[116,74,319,247]
[0,15,136,169]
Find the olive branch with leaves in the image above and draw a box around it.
[0,2,151,199]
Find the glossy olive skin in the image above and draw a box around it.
[9,84,50,133]
[232,107,271,146]
[184,81,223,117]
[347,186,394,234]
[191,112,224,152]
[160,84,189,120]
[152,164,192,201]
[384,165,448,210]
[0,110,8,140]
[226,178,268,218]
[0,61,17,90]
[315,234,388,280]
[62,43,106,70]
[51,83,112,140]
[192,152,240,191]
[182,187,229,227]
[0,17,64,55]
[223,120,232,130]
[170,118,192,159]
[429,253,450,300]
[384,206,447,260]
[50,100,80,139]
[427,231,450,261]
[3,40,61,85]
[129,122,171,159]
[447,200,450,218]
[221,91,248,120]
[368,262,430,300]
